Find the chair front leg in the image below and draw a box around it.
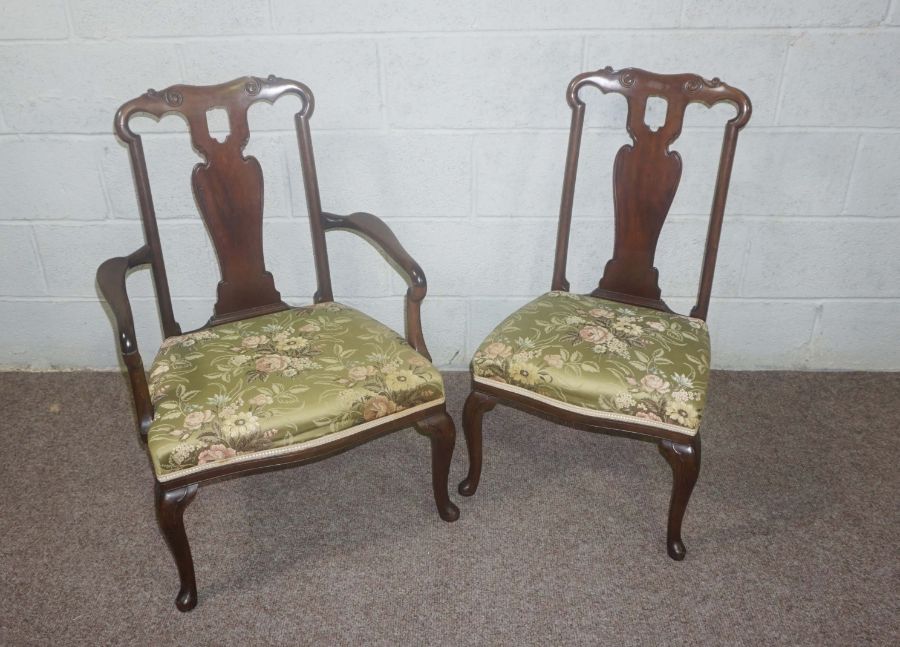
[416,410,460,522]
[155,482,199,611]
[458,390,496,496]
[658,435,701,561]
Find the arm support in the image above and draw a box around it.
[97,245,154,437]
[321,212,431,360]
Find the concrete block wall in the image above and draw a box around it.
[1,1,898,370]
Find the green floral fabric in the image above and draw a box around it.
[147,303,443,481]
[472,291,710,435]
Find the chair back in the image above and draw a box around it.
[551,67,751,319]
[115,75,335,335]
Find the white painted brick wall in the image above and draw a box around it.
[382,36,583,128]
[680,1,888,28]
[305,133,473,217]
[0,1,68,39]
[844,134,900,216]
[1,0,898,371]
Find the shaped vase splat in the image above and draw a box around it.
[598,131,683,300]
[192,139,281,318]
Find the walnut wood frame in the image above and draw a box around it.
[460,67,750,560]
[97,75,458,611]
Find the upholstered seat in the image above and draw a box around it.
[472,291,709,435]
[147,303,444,481]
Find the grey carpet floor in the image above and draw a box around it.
[0,371,897,646]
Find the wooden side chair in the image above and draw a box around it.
[459,67,751,559]
[97,76,459,611]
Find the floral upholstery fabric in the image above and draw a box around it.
[472,291,710,436]
[147,303,443,481]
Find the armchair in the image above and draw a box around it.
[97,75,458,611]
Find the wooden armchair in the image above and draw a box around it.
[460,67,751,559]
[97,76,458,611]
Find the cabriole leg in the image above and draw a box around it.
[658,435,701,561]
[155,482,199,611]
[458,390,496,496]
[416,410,460,522]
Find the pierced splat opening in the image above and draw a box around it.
[644,96,668,132]
[205,107,230,143]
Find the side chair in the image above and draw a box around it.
[459,67,751,560]
[97,75,458,611]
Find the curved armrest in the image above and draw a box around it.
[97,245,154,436]
[97,246,151,354]
[321,212,431,360]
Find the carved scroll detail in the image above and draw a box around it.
[683,78,702,93]
[684,76,722,94]
[245,78,261,95]
[146,88,183,107]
